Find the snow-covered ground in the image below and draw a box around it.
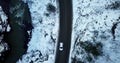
[0,6,10,57]
[69,0,120,63]
[17,0,59,63]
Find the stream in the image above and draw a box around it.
[0,0,32,63]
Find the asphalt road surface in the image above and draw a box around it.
[55,0,72,63]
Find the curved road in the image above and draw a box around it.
[55,0,73,63]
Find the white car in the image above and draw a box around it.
[59,42,63,51]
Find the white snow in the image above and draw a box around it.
[0,6,10,57]
[0,6,8,23]
[69,0,120,63]
[6,25,11,32]
[0,44,4,54]
[18,0,59,63]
